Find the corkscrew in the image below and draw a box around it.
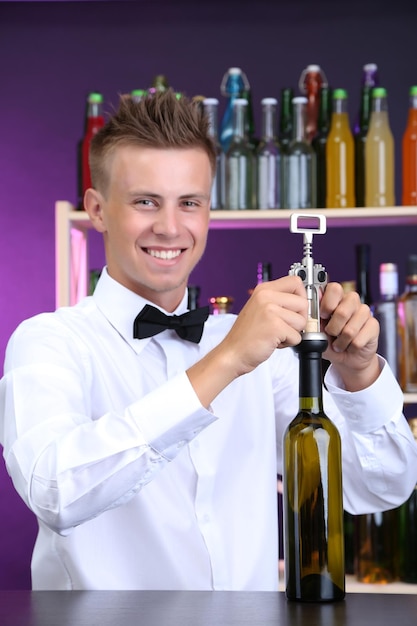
[288,213,328,335]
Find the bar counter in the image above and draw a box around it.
[1,590,416,626]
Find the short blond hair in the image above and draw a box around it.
[90,89,216,194]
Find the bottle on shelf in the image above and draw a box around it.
[281,96,317,209]
[241,86,258,151]
[397,253,417,392]
[203,97,223,210]
[326,88,355,209]
[78,91,105,210]
[298,64,328,142]
[148,74,170,94]
[355,243,373,306]
[225,98,254,210]
[187,285,201,310]
[248,261,272,296]
[365,87,395,207]
[312,85,332,208]
[402,85,417,206]
[256,98,281,209]
[353,62,380,135]
[372,262,399,378]
[278,87,294,155]
[209,296,234,314]
[283,330,345,601]
[354,85,372,207]
[219,67,250,153]
[354,508,400,584]
[399,417,417,583]
[131,89,147,103]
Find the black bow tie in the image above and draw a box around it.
[133,304,209,343]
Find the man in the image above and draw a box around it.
[1,90,416,590]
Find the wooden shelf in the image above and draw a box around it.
[57,202,417,231]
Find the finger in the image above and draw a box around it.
[327,312,379,354]
[320,282,355,320]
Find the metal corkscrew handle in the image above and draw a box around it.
[288,213,328,334]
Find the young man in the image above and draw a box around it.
[1,91,416,590]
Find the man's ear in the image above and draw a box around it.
[84,188,107,233]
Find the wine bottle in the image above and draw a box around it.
[256,98,281,209]
[397,253,417,392]
[203,97,223,210]
[278,87,294,155]
[399,417,417,583]
[312,86,332,208]
[283,332,345,602]
[354,85,372,207]
[372,262,399,378]
[355,243,373,305]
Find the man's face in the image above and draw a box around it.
[86,145,212,311]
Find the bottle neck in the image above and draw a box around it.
[355,244,372,305]
[232,102,248,141]
[204,103,219,138]
[261,103,277,141]
[295,336,327,411]
[280,90,293,134]
[359,86,372,133]
[293,101,308,142]
[317,88,331,134]
[371,96,388,114]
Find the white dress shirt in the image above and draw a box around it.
[1,268,416,590]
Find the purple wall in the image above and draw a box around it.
[1,0,417,589]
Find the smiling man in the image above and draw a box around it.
[1,90,417,591]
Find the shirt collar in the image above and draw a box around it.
[93,267,190,354]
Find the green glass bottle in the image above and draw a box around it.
[354,85,372,207]
[283,333,345,602]
[312,86,332,208]
[278,87,294,155]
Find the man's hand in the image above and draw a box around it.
[320,282,381,391]
[187,276,308,408]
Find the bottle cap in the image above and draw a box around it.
[292,96,308,105]
[233,98,248,106]
[131,89,146,99]
[379,263,398,297]
[306,64,321,72]
[203,97,219,105]
[372,87,387,98]
[333,88,348,99]
[409,86,417,96]
[363,62,378,71]
[88,92,103,103]
[261,97,278,105]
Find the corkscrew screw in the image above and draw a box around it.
[288,213,328,335]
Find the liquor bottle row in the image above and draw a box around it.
[354,245,417,393]
[345,417,417,584]
[76,64,417,211]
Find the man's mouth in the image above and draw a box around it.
[145,248,182,260]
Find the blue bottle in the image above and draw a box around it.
[219,67,250,153]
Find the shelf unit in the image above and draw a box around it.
[55,199,417,406]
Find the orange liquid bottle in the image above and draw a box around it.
[402,85,417,206]
[326,89,355,208]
